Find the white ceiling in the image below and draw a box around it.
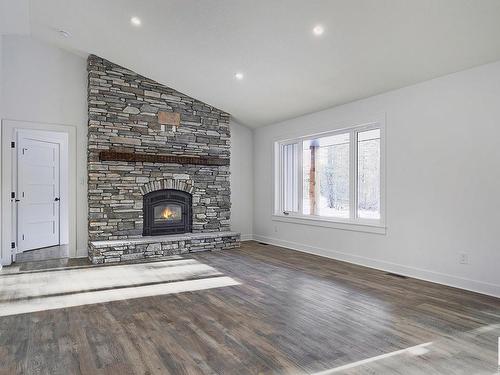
[21,1,500,126]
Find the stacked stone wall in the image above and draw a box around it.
[87,55,231,241]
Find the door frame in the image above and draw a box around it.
[14,129,68,255]
[1,120,77,266]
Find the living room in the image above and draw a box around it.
[1,1,499,374]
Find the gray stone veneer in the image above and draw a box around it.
[87,55,239,262]
[89,232,240,264]
[88,55,231,240]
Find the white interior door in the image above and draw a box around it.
[17,136,60,252]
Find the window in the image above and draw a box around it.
[357,129,381,219]
[275,122,384,231]
[281,142,299,212]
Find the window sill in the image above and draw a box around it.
[271,214,387,234]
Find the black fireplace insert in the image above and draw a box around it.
[143,189,192,236]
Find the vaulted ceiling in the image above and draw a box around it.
[12,1,500,126]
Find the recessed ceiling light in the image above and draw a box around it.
[130,16,142,26]
[234,72,244,80]
[313,25,325,36]
[58,29,71,38]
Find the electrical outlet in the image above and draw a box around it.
[459,252,469,265]
[274,225,278,233]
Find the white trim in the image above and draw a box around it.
[1,120,78,266]
[272,215,386,234]
[253,234,500,298]
[240,234,254,241]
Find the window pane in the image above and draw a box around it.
[303,133,350,218]
[282,143,299,212]
[357,129,380,219]
[302,143,311,213]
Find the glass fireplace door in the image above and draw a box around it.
[153,204,182,224]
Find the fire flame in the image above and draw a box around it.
[162,207,176,219]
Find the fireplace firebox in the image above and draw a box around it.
[143,189,192,236]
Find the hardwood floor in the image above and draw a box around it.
[1,241,499,374]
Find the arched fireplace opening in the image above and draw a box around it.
[143,189,192,236]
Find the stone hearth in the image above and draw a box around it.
[89,232,240,264]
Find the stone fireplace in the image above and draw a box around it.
[86,55,240,263]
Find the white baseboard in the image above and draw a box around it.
[240,234,254,241]
[253,234,500,299]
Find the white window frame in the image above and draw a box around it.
[273,120,386,234]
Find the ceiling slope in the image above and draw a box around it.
[28,0,500,127]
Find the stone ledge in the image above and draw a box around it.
[89,231,240,264]
[91,231,240,249]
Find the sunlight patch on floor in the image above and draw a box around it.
[311,324,500,375]
[0,258,240,316]
[312,342,433,374]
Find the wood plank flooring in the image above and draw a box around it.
[1,241,499,374]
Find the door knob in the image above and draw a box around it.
[54,197,60,201]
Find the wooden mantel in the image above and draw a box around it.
[99,151,229,166]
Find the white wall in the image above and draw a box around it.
[230,121,253,240]
[253,60,500,297]
[1,35,88,258]
[0,36,3,268]
[0,36,3,114]
[0,0,30,35]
